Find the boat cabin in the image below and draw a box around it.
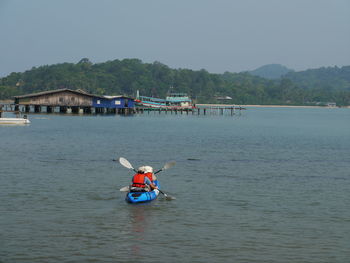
[165,93,192,107]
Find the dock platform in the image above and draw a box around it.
[1,103,245,116]
[135,104,245,115]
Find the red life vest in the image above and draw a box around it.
[144,172,153,182]
[132,173,146,188]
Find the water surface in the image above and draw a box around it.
[1,108,349,262]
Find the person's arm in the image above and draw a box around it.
[152,173,157,181]
[145,176,157,189]
[150,182,158,190]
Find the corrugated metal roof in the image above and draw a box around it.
[13,88,99,99]
[14,88,134,100]
[103,95,131,99]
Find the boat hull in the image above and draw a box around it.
[0,118,30,124]
[135,92,194,109]
[125,180,160,203]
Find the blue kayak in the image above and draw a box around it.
[125,180,160,203]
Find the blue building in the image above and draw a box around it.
[92,95,135,108]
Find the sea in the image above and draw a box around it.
[1,107,349,263]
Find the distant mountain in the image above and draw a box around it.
[249,64,293,79]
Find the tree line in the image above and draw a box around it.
[1,58,350,106]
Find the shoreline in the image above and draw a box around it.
[241,105,338,108]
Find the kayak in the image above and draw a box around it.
[125,180,160,203]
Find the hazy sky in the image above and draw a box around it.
[0,0,349,77]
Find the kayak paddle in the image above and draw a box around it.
[158,189,176,200]
[119,186,130,192]
[154,161,176,174]
[118,157,176,175]
[118,157,137,172]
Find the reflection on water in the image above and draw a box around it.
[129,206,148,258]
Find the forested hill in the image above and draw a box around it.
[1,58,350,106]
[284,66,350,90]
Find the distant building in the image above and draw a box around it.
[13,88,135,114]
[326,102,337,108]
[14,89,96,107]
[93,95,134,108]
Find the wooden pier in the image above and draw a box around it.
[2,89,246,117]
[1,103,244,116]
[135,104,245,116]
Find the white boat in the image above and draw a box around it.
[0,107,30,124]
[0,117,30,125]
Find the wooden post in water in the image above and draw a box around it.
[34,105,41,113]
[83,107,91,114]
[60,106,67,113]
[47,106,53,113]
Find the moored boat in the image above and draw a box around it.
[165,92,192,108]
[135,96,167,108]
[135,90,194,109]
[0,107,30,124]
[0,117,30,125]
[125,180,160,203]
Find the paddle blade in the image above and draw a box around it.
[120,186,130,192]
[165,195,176,201]
[163,161,176,170]
[159,190,176,200]
[119,157,134,170]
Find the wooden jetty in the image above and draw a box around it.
[2,89,245,116]
[1,102,244,117]
[135,104,245,116]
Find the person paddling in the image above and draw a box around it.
[130,166,158,192]
[143,165,157,182]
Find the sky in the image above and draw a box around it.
[0,0,349,77]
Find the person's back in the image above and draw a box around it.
[131,172,147,188]
[130,166,157,192]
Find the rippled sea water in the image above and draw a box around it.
[1,107,350,263]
